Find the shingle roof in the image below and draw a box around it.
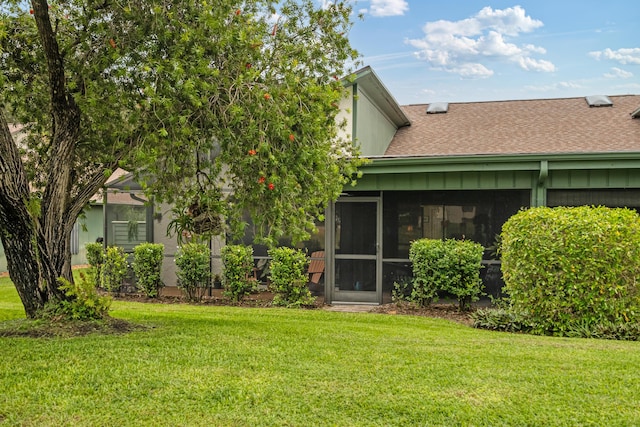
[385,95,640,157]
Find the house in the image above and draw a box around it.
[318,66,640,305]
[6,67,638,307]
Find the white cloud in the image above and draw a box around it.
[361,0,409,17]
[589,48,640,65]
[451,63,494,79]
[603,67,633,79]
[524,81,583,92]
[406,6,554,78]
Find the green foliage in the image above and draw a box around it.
[85,242,105,286]
[471,308,532,333]
[501,206,640,335]
[175,242,211,302]
[132,243,164,298]
[268,247,314,308]
[221,245,256,302]
[85,242,104,268]
[0,0,362,317]
[100,246,129,295]
[592,321,640,341]
[409,239,484,310]
[391,279,413,303]
[44,273,111,321]
[473,308,640,341]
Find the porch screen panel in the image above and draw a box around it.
[547,189,640,210]
[383,190,529,260]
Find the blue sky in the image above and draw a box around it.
[338,0,640,105]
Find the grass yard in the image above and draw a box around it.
[1,278,639,426]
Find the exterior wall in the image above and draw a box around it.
[355,86,397,156]
[154,203,180,288]
[71,204,104,266]
[335,86,353,142]
[153,202,225,289]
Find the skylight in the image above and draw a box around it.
[426,102,449,114]
[585,95,613,107]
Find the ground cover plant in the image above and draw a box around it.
[1,280,639,426]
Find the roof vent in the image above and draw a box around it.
[426,102,449,114]
[631,106,640,119]
[585,95,613,107]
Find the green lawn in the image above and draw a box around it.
[1,279,639,426]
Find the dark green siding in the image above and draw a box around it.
[356,170,535,191]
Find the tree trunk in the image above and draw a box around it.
[0,1,95,317]
[0,113,48,317]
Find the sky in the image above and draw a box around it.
[337,0,640,105]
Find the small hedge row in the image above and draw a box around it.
[86,242,316,307]
[86,242,165,298]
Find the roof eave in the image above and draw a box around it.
[345,66,411,128]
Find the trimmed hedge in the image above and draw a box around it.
[221,245,256,302]
[133,243,165,298]
[100,246,128,294]
[175,242,211,301]
[268,247,314,308]
[407,238,484,310]
[501,206,640,335]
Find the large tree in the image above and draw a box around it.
[0,0,362,318]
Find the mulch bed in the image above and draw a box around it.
[370,302,475,326]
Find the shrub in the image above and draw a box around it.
[221,244,256,302]
[85,242,104,267]
[409,239,484,310]
[133,243,165,298]
[175,242,211,301]
[501,206,640,335]
[85,242,104,286]
[268,247,315,308]
[45,272,112,320]
[100,246,129,295]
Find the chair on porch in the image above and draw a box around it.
[308,251,325,294]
